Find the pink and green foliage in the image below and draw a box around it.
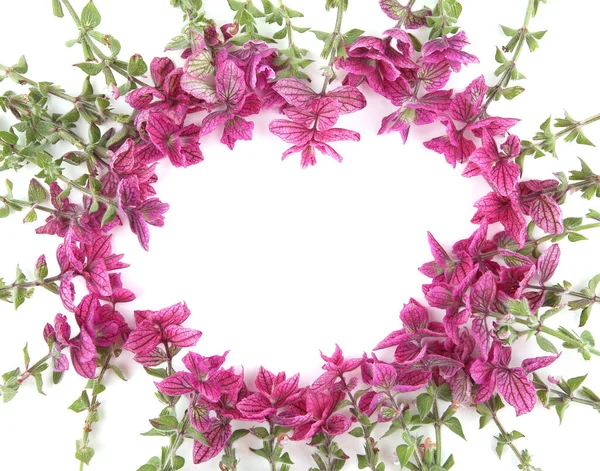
[1,1,600,471]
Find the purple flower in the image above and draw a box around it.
[312,345,362,392]
[289,390,352,441]
[123,302,201,357]
[146,113,204,168]
[421,31,479,72]
[470,341,558,415]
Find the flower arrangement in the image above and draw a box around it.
[1,0,599,470]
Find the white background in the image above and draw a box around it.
[1,1,600,470]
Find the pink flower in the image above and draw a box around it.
[237,367,306,423]
[289,390,352,441]
[117,176,169,250]
[466,133,521,196]
[44,314,97,378]
[124,302,201,357]
[269,93,362,167]
[146,113,204,168]
[197,59,261,149]
[312,345,362,392]
[472,192,527,248]
[421,31,479,72]
[155,352,238,402]
[470,341,558,415]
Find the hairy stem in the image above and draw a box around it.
[479,0,536,114]
[555,112,600,140]
[0,274,62,295]
[321,4,345,94]
[432,398,442,465]
[78,348,113,470]
[485,402,530,468]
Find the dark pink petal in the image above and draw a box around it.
[447,370,472,403]
[470,358,495,384]
[85,259,112,297]
[154,302,191,327]
[315,128,360,143]
[221,116,254,149]
[236,93,262,117]
[469,117,520,138]
[427,232,451,266]
[324,414,352,436]
[192,421,232,464]
[216,60,246,106]
[327,86,367,114]
[59,272,76,312]
[255,366,277,395]
[272,373,300,405]
[125,87,164,110]
[273,78,318,107]
[311,371,337,392]
[269,120,313,145]
[473,192,527,247]
[123,323,161,355]
[374,330,412,350]
[379,0,404,20]
[530,195,564,234]
[471,316,490,358]
[156,372,197,396]
[146,113,180,154]
[425,285,454,309]
[151,57,175,88]
[496,367,537,415]
[311,98,340,131]
[418,62,451,91]
[53,353,69,372]
[238,392,275,419]
[521,354,559,374]
[133,348,167,366]
[372,363,397,388]
[164,325,202,348]
[473,375,496,403]
[400,298,429,332]
[537,244,560,284]
[470,271,497,313]
[393,368,432,392]
[71,351,97,379]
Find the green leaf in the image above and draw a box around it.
[567,375,587,392]
[109,365,127,381]
[150,415,179,431]
[75,441,95,465]
[28,178,47,203]
[349,427,364,438]
[184,426,209,445]
[13,56,28,74]
[395,444,414,469]
[81,1,102,28]
[69,391,91,413]
[137,465,157,471]
[500,25,518,36]
[279,452,294,465]
[417,393,434,420]
[536,335,558,354]
[128,55,148,76]
[343,28,364,45]
[228,428,249,444]
[444,417,466,440]
[52,0,64,17]
[75,62,105,76]
[22,343,30,368]
[0,130,18,145]
[357,454,369,469]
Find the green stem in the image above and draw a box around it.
[340,375,378,470]
[78,348,113,470]
[555,112,600,140]
[0,196,58,215]
[0,274,62,295]
[479,223,600,260]
[321,4,345,94]
[56,174,114,205]
[474,0,536,118]
[384,391,423,470]
[550,389,597,408]
[432,399,442,465]
[160,409,190,471]
[60,0,148,87]
[487,403,530,468]
[527,284,598,302]
[16,353,51,384]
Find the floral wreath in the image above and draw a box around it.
[1,0,600,470]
